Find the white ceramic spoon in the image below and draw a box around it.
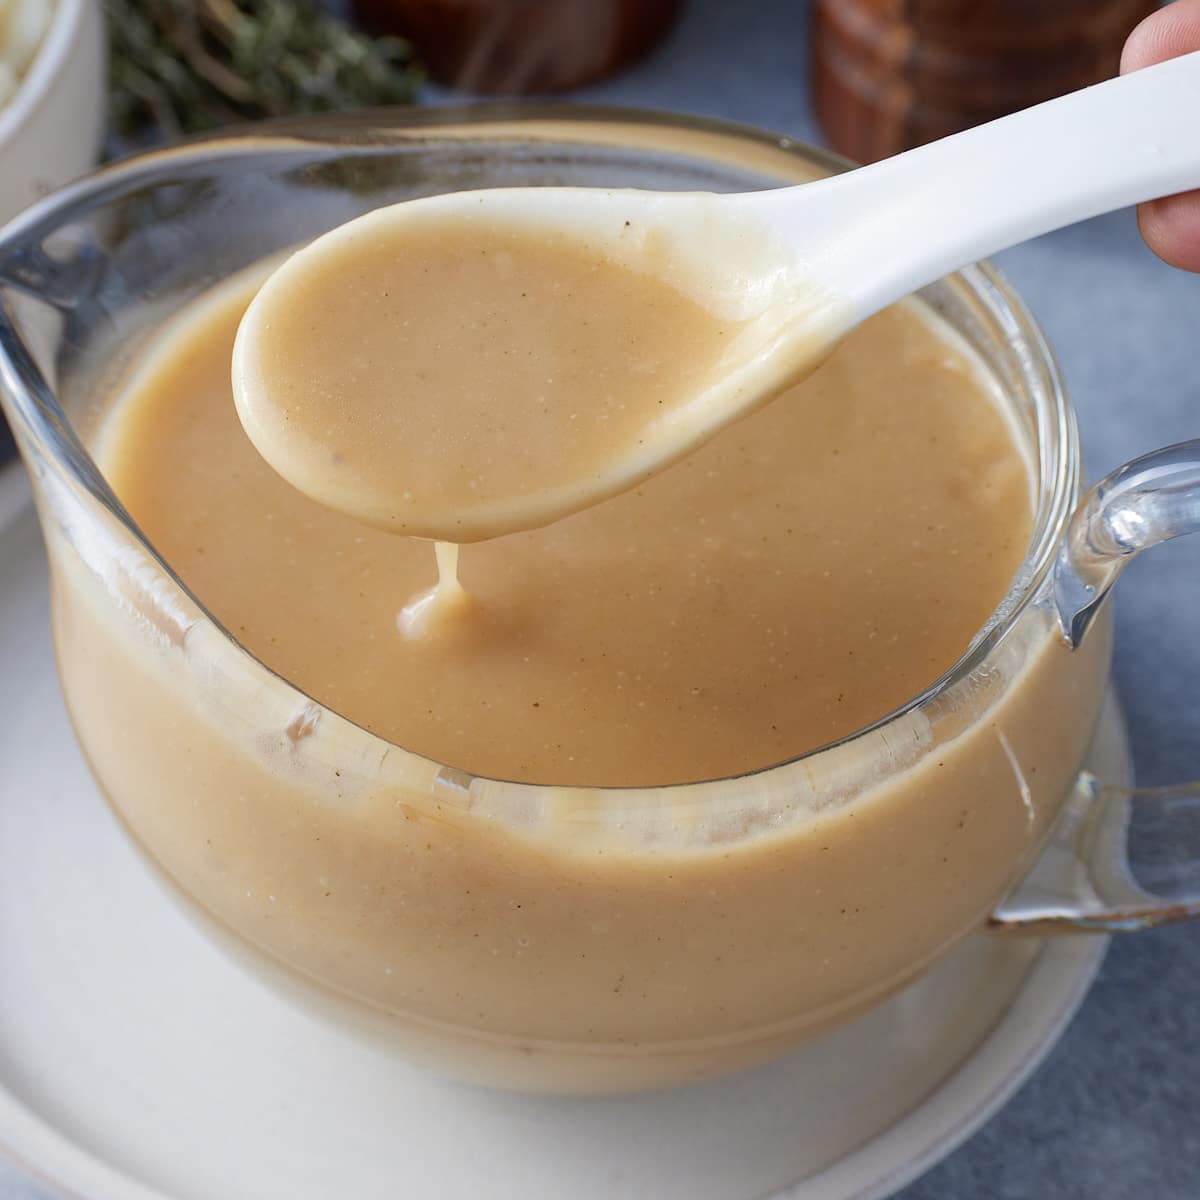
[236,51,1200,542]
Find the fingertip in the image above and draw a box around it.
[1121,11,1158,74]
[1121,0,1200,73]
[1138,194,1200,273]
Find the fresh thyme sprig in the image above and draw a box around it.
[106,0,423,142]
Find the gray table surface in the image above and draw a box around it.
[3,1,1199,1197]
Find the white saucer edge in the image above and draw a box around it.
[787,934,1107,1200]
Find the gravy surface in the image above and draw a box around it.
[103,275,1030,787]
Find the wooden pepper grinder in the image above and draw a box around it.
[811,0,1157,164]
[352,0,685,94]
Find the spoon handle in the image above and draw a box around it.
[777,48,1200,317]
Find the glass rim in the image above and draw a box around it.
[0,103,1080,800]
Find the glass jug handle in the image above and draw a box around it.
[993,438,1200,932]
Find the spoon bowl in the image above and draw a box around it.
[232,183,845,542]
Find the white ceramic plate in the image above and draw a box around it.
[0,462,1127,1200]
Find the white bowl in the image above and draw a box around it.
[0,0,105,226]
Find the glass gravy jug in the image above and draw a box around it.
[1,109,1199,1094]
